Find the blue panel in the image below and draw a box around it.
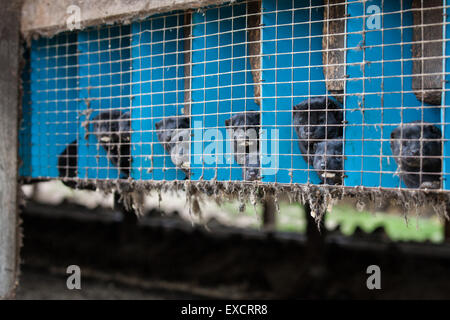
[261,0,324,184]
[26,33,79,178]
[191,2,260,181]
[77,26,131,179]
[130,14,186,181]
[344,0,441,188]
[444,2,450,190]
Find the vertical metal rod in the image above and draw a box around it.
[247,0,262,106]
[445,220,450,242]
[445,203,450,242]
[262,195,276,231]
[114,192,137,225]
[305,203,326,251]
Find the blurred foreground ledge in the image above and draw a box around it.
[19,200,450,299]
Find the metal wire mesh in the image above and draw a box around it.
[18,0,450,193]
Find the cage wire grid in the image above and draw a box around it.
[18,0,450,196]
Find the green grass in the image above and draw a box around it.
[220,201,262,228]
[221,200,444,243]
[275,203,307,233]
[326,205,444,243]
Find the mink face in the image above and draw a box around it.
[169,129,191,172]
[154,116,191,176]
[91,110,131,177]
[92,110,130,144]
[243,152,260,181]
[293,97,343,165]
[312,140,344,185]
[155,117,190,150]
[225,112,260,128]
[390,121,442,189]
[58,140,78,188]
[225,112,260,181]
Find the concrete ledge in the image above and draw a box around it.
[21,0,229,39]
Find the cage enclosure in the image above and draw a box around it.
[18,0,450,215]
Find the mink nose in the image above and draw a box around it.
[321,163,326,170]
[246,169,259,181]
[408,148,420,156]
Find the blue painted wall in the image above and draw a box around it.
[344,0,441,188]
[261,0,325,184]
[444,1,450,190]
[77,25,131,180]
[191,2,260,181]
[130,14,186,181]
[25,33,78,178]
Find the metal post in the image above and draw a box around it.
[305,203,326,254]
[0,0,22,299]
[114,192,138,226]
[262,195,276,231]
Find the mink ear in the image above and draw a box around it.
[327,98,334,109]
[225,118,231,127]
[390,128,398,139]
[120,111,131,119]
[333,108,344,122]
[313,143,318,153]
[430,125,442,138]
[155,121,162,130]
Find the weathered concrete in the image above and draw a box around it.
[21,0,229,39]
[0,0,22,299]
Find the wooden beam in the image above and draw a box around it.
[183,12,192,116]
[322,0,346,103]
[0,0,22,299]
[247,0,261,106]
[412,0,443,106]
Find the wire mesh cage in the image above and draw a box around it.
[18,0,450,196]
